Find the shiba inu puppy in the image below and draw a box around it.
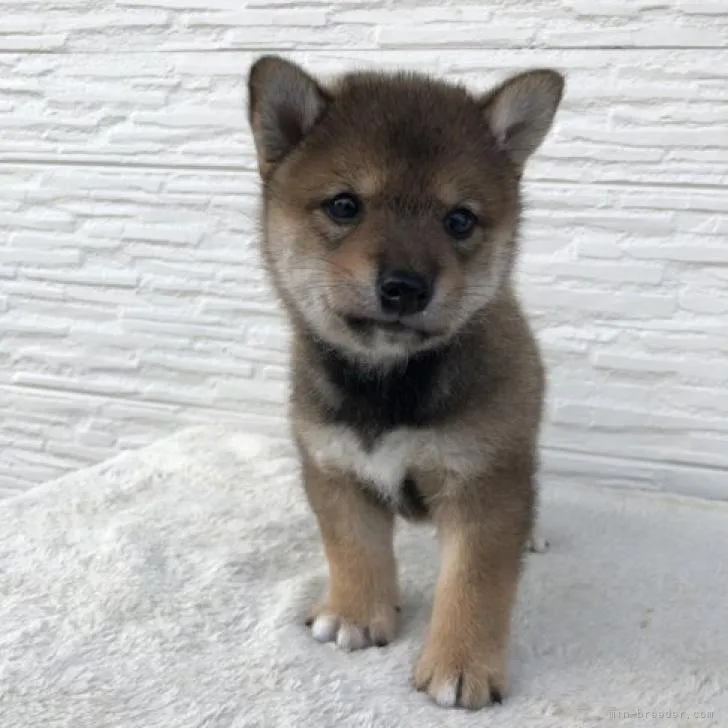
[247,56,563,710]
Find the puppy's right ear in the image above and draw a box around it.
[480,69,564,171]
[248,56,329,178]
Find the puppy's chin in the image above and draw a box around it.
[309,312,449,364]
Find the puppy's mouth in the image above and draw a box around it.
[343,315,433,339]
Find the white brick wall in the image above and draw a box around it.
[1,2,727,499]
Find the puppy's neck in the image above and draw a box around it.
[294,325,475,446]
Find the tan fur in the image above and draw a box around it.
[300,453,399,649]
[413,504,525,707]
[247,56,564,709]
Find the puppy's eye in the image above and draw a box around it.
[323,193,362,224]
[443,208,477,240]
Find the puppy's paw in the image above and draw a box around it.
[305,601,397,651]
[527,530,549,553]
[413,639,507,710]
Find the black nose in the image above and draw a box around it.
[378,269,432,316]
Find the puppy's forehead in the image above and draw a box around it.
[331,72,479,133]
[316,73,499,195]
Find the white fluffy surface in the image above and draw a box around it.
[1,426,726,727]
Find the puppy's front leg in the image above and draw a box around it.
[414,476,532,710]
[301,456,399,651]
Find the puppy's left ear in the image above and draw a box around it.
[248,55,329,177]
[481,69,564,170]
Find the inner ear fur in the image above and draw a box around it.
[480,69,565,169]
[248,55,330,177]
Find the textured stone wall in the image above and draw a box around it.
[1,2,726,498]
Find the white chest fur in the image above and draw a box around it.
[299,422,484,504]
[299,421,546,550]
[303,425,418,502]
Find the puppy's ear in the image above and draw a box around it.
[481,69,564,169]
[248,55,329,177]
